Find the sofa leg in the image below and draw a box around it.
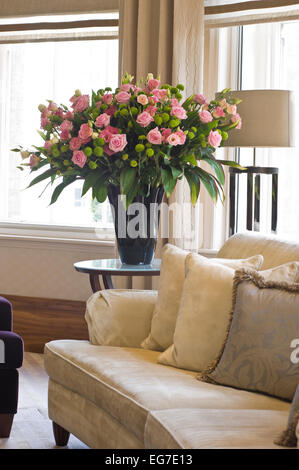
[52,421,70,446]
[0,414,14,438]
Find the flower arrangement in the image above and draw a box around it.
[15,73,242,207]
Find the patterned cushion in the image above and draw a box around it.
[201,268,299,402]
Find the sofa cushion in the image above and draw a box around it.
[202,268,299,402]
[142,243,263,352]
[44,340,289,443]
[85,290,157,348]
[145,409,290,449]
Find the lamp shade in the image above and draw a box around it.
[218,89,295,148]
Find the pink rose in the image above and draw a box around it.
[146,105,158,117]
[147,79,160,91]
[100,126,119,143]
[208,130,222,148]
[121,83,136,93]
[106,105,117,116]
[194,94,207,105]
[41,117,50,129]
[147,127,162,145]
[176,130,187,145]
[44,141,52,152]
[152,89,168,103]
[48,101,58,112]
[60,130,71,141]
[64,111,74,120]
[102,93,113,105]
[109,134,128,154]
[103,144,115,156]
[137,94,149,106]
[70,137,81,151]
[227,104,237,115]
[116,91,131,104]
[79,123,93,140]
[29,154,40,169]
[95,113,111,128]
[136,111,154,128]
[199,110,213,124]
[170,98,180,106]
[170,106,187,120]
[213,106,226,119]
[162,128,172,142]
[72,150,87,168]
[231,113,242,129]
[72,95,90,113]
[59,120,73,132]
[167,133,181,146]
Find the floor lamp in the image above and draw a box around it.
[220,90,295,236]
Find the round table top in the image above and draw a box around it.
[74,258,161,276]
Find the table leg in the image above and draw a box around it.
[89,274,101,293]
[102,275,114,290]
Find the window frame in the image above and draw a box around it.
[0,13,119,243]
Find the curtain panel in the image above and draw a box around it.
[0,0,119,18]
[204,0,299,27]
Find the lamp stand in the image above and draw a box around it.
[229,165,279,237]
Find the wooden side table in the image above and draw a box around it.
[74,259,161,293]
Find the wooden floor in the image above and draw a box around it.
[0,353,88,449]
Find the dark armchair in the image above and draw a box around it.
[0,297,23,438]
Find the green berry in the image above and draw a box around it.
[188,132,195,140]
[122,154,129,161]
[131,107,138,116]
[84,147,93,157]
[128,121,133,128]
[52,147,60,158]
[135,144,145,153]
[89,161,97,170]
[94,138,105,146]
[130,160,138,168]
[119,103,127,109]
[175,93,182,100]
[101,104,108,111]
[162,113,170,123]
[146,148,154,157]
[171,87,178,95]
[61,145,69,153]
[63,160,70,166]
[164,106,171,113]
[222,131,229,141]
[177,84,185,91]
[154,116,163,126]
[120,108,129,117]
[169,119,180,128]
[138,135,146,140]
[94,146,104,157]
[191,127,197,133]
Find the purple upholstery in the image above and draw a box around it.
[0,297,23,418]
[0,331,23,369]
[0,297,12,331]
[0,370,19,414]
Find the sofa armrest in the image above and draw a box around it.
[85,289,157,348]
[0,297,12,331]
[0,331,23,369]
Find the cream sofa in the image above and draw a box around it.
[44,232,299,449]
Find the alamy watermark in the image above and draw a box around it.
[290,339,299,364]
[0,339,5,364]
[95,197,205,251]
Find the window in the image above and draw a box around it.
[234,21,299,240]
[0,13,118,234]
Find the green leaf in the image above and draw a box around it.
[182,154,197,166]
[219,120,240,132]
[120,168,137,196]
[49,176,77,205]
[194,167,218,203]
[161,168,177,198]
[93,179,108,203]
[202,157,225,186]
[28,168,55,188]
[185,171,200,205]
[82,172,103,197]
[37,130,47,141]
[170,166,182,180]
[217,160,247,170]
[11,148,21,152]
[126,180,139,207]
